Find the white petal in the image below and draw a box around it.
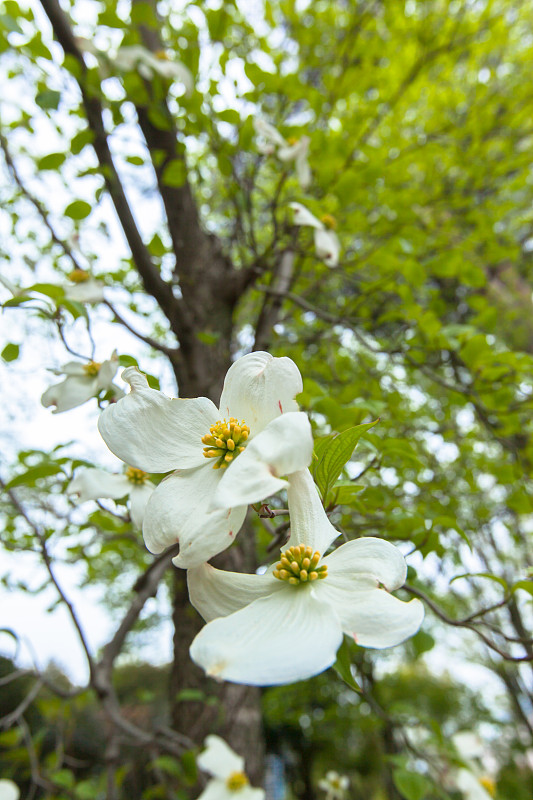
[285,469,340,554]
[98,367,218,472]
[96,351,119,390]
[317,574,424,648]
[57,361,87,376]
[211,412,313,509]
[190,586,343,686]
[0,781,19,800]
[198,735,244,779]
[41,374,97,413]
[253,118,287,147]
[456,770,493,800]
[453,732,485,761]
[149,56,193,92]
[278,136,309,165]
[314,228,340,268]
[289,202,323,230]
[197,780,264,800]
[218,352,303,434]
[295,153,312,190]
[324,537,407,590]
[113,45,146,70]
[141,467,247,567]
[64,279,106,304]
[129,481,155,528]
[188,563,282,622]
[68,468,131,502]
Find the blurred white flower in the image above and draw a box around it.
[64,269,105,304]
[452,733,496,800]
[113,45,193,92]
[41,351,123,414]
[68,466,155,528]
[254,119,311,189]
[0,781,19,800]
[318,771,349,800]
[289,203,341,267]
[189,469,424,685]
[196,735,265,800]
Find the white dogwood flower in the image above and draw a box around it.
[64,269,105,304]
[98,352,313,568]
[318,772,349,800]
[290,203,341,268]
[196,735,265,800]
[68,466,155,528]
[189,468,424,686]
[452,733,495,800]
[41,351,122,414]
[254,119,311,189]
[113,45,193,92]
[0,781,19,800]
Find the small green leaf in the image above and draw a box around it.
[37,152,66,170]
[315,421,378,501]
[26,282,65,300]
[1,343,19,361]
[392,769,431,800]
[332,638,361,693]
[151,755,182,778]
[35,89,60,110]
[118,355,139,368]
[162,159,187,187]
[6,463,63,489]
[512,579,533,596]
[64,200,92,220]
[450,572,508,591]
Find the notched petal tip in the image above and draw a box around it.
[121,366,149,390]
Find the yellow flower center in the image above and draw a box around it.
[226,772,249,791]
[83,361,101,377]
[68,269,90,283]
[479,777,496,796]
[273,544,328,585]
[125,467,149,485]
[201,418,250,470]
[154,49,169,61]
[320,214,337,230]
[287,136,300,146]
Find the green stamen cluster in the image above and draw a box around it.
[226,772,249,792]
[68,269,90,283]
[273,544,328,585]
[83,361,101,377]
[202,418,250,470]
[125,467,149,485]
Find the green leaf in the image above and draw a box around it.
[6,463,63,489]
[70,128,94,155]
[64,200,92,220]
[512,579,533,596]
[332,638,361,693]
[450,572,508,591]
[161,159,187,188]
[118,355,139,368]
[329,480,365,506]
[151,755,182,778]
[26,282,65,300]
[1,343,19,362]
[392,769,431,800]
[314,421,378,501]
[37,152,66,170]
[35,89,60,109]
